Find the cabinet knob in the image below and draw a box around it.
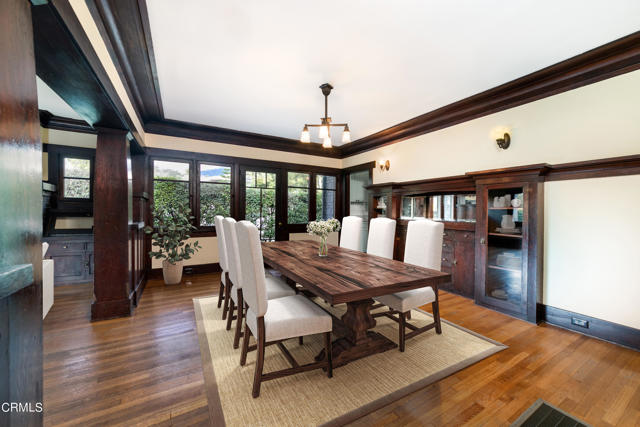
[480,238,486,245]
[453,259,457,265]
[63,245,68,249]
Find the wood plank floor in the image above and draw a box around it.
[43,273,640,426]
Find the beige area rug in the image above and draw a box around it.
[194,296,506,426]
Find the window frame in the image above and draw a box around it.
[196,161,234,231]
[60,154,94,201]
[315,174,338,221]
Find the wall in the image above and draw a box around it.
[151,236,218,269]
[544,176,640,329]
[342,69,640,183]
[341,70,640,329]
[144,133,341,169]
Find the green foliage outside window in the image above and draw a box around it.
[287,172,309,224]
[245,171,276,241]
[63,157,91,199]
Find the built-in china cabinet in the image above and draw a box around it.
[367,167,544,322]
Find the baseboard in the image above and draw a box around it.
[149,262,221,279]
[541,305,639,351]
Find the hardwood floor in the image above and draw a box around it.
[44,273,640,426]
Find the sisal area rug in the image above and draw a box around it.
[194,296,506,426]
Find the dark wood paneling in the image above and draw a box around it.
[542,305,639,351]
[0,0,43,424]
[145,119,342,158]
[545,154,640,181]
[92,129,133,321]
[342,31,640,157]
[39,110,96,134]
[148,263,222,280]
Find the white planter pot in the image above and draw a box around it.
[162,259,184,285]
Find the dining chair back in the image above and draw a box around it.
[235,221,269,317]
[222,217,241,289]
[366,217,396,259]
[404,219,444,270]
[340,216,363,251]
[214,215,229,311]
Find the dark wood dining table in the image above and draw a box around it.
[261,240,451,367]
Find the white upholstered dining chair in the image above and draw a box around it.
[214,215,229,316]
[222,217,295,349]
[339,216,363,251]
[375,219,444,351]
[366,217,396,259]
[236,220,333,398]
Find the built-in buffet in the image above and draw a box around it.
[367,166,544,323]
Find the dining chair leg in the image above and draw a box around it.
[324,332,333,378]
[217,279,224,308]
[222,277,231,320]
[252,318,266,398]
[432,300,442,334]
[399,311,406,352]
[240,318,250,366]
[226,299,235,331]
[233,290,244,349]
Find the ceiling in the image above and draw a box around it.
[36,76,83,120]
[145,1,640,145]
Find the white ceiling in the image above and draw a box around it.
[146,0,640,145]
[36,76,84,120]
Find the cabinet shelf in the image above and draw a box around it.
[488,232,522,239]
[488,264,522,273]
[488,207,523,210]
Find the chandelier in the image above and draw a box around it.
[300,83,350,148]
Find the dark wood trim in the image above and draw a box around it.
[145,119,342,158]
[545,154,640,181]
[542,305,639,351]
[342,161,376,174]
[39,110,96,134]
[148,262,221,279]
[342,31,640,156]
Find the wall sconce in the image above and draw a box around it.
[496,133,511,150]
[377,160,390,172]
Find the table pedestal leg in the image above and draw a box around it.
[316,298,397,367]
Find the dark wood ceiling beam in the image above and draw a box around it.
[341,31,640,157]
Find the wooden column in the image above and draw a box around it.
[0,0,43,425]
[92,128,133,321]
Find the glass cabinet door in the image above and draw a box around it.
[477,184,528,315]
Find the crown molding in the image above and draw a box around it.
[341,31,640,157]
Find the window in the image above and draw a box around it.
[153,160,190,224]
[316,175,337,220]
[199,163,231,226]
[287,172,310,224]
[245,171,277,241]
[63,157,91,199]
[401,196,426,219]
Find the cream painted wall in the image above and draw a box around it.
[42,152,48,181]
[144,133,342,169]
[343,70,640,183]
[55,217,94,230]
[151,237,219,269]
[41,127,97,148]
[544,176,640,329]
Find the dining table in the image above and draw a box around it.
[261,240,451,367]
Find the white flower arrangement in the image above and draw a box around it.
[307,218,341,238]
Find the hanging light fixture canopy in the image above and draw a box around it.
[300,83,351,148]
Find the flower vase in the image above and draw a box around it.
[318,236,328,257]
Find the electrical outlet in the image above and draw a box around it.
[571,317,589,328]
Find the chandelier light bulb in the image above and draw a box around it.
[300,125,310,143]
[342,124,351,143]
[322,136,332,148]
[318,125,329,139]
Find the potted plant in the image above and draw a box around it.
[144,198,202,285]
[307,218,341,257]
